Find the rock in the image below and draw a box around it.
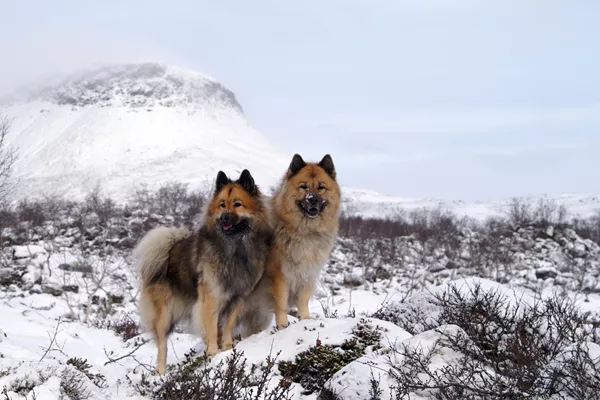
[536,267,558,280]
[0,267,19,285]
[62,285,79,293]
[365,267,391,282]
[108,294,124,304]
[582,276,600,293]
[144,215,161,230]
[429,263,446,273]
[29,284,43,294]
[12,245,47,260]
[446,261,460,269]
[343,273,364,287]
[554,276,569,286]
[58,262,93,273]
[84,226,102,240]
[117,237,136,249]
[43,285,63,297]
[570,243,587,258]
[116,226,130,238]
[564,229,578,241]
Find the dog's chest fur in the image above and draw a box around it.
[278,227,336,291]
[200,227,271,300]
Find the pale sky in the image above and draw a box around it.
[1,0,599,201]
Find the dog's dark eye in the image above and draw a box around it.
[318,185,326,192]
[299,184,308,190]
[220,202,226,208]
[234,202,243,208]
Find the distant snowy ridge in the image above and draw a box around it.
[342,187,600,221]
[3,63,243,113]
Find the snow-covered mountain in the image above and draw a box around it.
[2,62,600,220]
[2,63,290,201]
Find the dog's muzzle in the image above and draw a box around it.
[298,193,325,219]
[220,212,249,235]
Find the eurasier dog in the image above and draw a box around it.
[236,154,342,333]
[133,169,273,374]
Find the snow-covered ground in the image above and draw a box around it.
[1,274,598,399]
[1,205,599,399]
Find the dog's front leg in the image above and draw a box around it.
[273,270,290,328]
[297,284,314,320]
[199,282,219,356]
[268,250,290,328]
[221,297,243,350]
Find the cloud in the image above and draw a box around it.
[314,104,600,136]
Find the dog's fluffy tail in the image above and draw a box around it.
[133,226,192,284]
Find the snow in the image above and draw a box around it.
[2,262,598,399]
[2,63,291,202]
[12,246,47,260]
[0,286,409,400]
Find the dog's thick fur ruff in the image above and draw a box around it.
[134,169,273,374]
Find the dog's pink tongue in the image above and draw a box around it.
[223,225,233,230]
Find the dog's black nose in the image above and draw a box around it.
[308,196,319,206]
[220,213,235,225]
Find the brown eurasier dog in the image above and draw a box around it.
[133,169,273,374]
[236,154,342,334]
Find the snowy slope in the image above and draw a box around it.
[2,63,290,201]
[342,188,600,221]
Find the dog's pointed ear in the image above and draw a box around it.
[318,154,336,179]
[238,169,257,196]
[215,171,231,193]
[288,154,306,177]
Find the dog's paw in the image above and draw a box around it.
[276,316,290,329]
[221,342,234,351]
[206,346,219,357]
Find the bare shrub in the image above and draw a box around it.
[136,348,292,400]
[180,188,209,227]
[16,199,47,226]
[532,198,569,228]
[507,197,533,227]
[280,319,383,395]
[0,113,18,203]
[572,210,600,245]
[387,282,600,399]
[156,182,188,216]
[339,207,462,243]
[60,368,91,400]
[128,182,208,226]
[90,314,140,341]
[84,185,118,225]
[0,204,17,230]
[465,221,514,282]
[66,358,107,388]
